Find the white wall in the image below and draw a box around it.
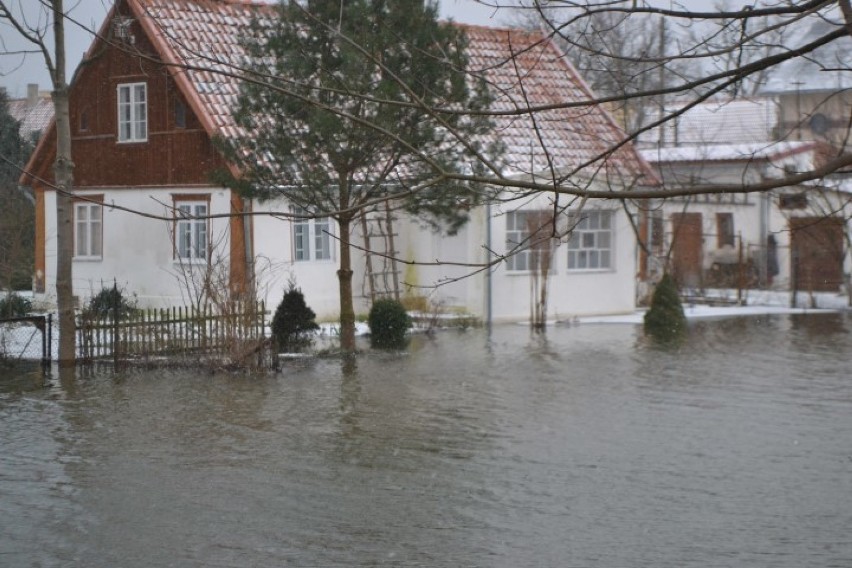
[254,195,638,324]
[251,198,350,321]
[41,186,232,309]
[486,202,637,321]
[396,199,637,321]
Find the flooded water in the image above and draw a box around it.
[2,314,852,567]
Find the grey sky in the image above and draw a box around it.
[1,0,509,96]
[0,0,729,97]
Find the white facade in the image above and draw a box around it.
[642,143,827,291]
[246,191,641,323]
[40,186,233,308]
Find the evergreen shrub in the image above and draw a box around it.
[643,273,687,340]
[0,293,32,318]
[271,284,319,352]
[368,298,411,349]
[85,285,137,319]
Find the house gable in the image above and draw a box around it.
[22,0,228,190]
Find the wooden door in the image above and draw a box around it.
[790,217,845,292]
[671,213,703,289]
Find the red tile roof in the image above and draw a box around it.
[126,0,653,187]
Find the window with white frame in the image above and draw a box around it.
[567,210,613,270]
[505,210,554,272]
[175,201,208,261]
[117,82,148,142]
[293,208,332,261]
[74,202,103,259]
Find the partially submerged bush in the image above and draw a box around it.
[368,298,411,349]
[85,285,137,319]
[0,293,32,318]
[271,284,319,352]
[643,273,687,340]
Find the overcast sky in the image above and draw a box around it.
[1,0,723,97]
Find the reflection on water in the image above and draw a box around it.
[2,314,852,567]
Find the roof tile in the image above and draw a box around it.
[133,0,651,185]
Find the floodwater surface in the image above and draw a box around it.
[2,314,852,567]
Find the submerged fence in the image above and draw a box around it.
[0,315,52,366]
[76,301,267,366]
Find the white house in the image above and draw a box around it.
[23,0,656,324]
[638,96,851,296]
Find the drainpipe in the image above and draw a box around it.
[243,197,254,297]
[759,189,769,287]
[485,201,493,328]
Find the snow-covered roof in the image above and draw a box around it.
[125,0,653,185]
[639,140,818,164]
[638,97,778,147]
[7,92,53,140]
[761,13,852,95]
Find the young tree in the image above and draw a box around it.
[221,0,494,351]
[1,0,76,365]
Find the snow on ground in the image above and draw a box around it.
[577,289,848,324]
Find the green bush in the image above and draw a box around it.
[0,293,32,318]
[271,284,319,352]
[643,273,687,340]
[85,285,137,319]
[368,298,411,349]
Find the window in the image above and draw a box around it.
[175,99,187,129]
[567,210,613,270]
[780,193,808,210]
[505,210,553,272]
[117,82,147,142]
[293,209,332,261]
[175,201,208,261]
[650,213,664,251]
[716,213,735,248]
[74,202,103,259]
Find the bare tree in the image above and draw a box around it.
[1,0,78,365]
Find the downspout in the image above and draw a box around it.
[485,201,493,328]
[243,197,254,296]
[759,187,769,287]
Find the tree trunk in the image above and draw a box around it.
[337,214,356,351]
[52,0,75,366]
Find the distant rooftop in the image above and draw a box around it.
[639,140,818,164]
[637,97,778,149]
[7,83,53,140]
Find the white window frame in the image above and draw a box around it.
[174,201,209,263]
[293,208,333,262]
[117,82,148,143]
[567,210,614,271]
[505,209,555,272]
[74,202,103,260]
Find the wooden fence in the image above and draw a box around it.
[76,301,267,365]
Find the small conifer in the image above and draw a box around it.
[643,273,687,340]
[271,283,319,352]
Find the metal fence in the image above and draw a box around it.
[0,315,53,366]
